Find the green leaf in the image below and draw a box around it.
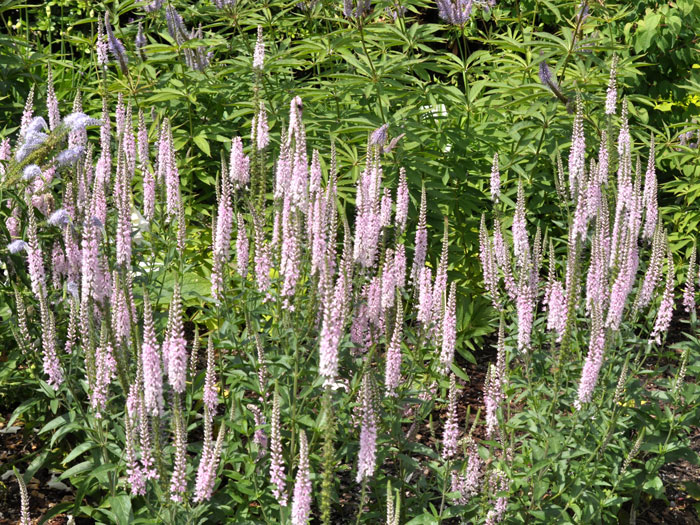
[677,0,694,14]
[50,421,83,447]
[642,476,665,498]
[38,413,73,435]
[38,502,73,525]
[62,441,97,466]
[451,364,470,383]
[25,449,51,482]
[109,495,134,525]
[7,397,40,428]
[193,134,211,156]
[683,481,700,499]
[59,460,94,481]
[405,513,439,525]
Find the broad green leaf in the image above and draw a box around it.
[109,495,134,525]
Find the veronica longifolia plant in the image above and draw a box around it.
[475,63,698,522]
[0,49,471,523]
[2,17,697,524]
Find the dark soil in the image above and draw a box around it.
[0,419,75,525]
[635,314,700,524]
[634,426,700,524]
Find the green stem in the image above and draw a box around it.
[557,0,589,87]
[357,20,386,123]
[355,477,369,525]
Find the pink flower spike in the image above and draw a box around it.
[15,470,31,525]
[202,336,218,416]
[165,282,187,393]
[270,392,288,506]
[356,373,377,483]
[169,395,188,502]
[442,374,459,460]
[253,26,265,71]
[568,95,585,199]
[236,212,249,279]
[411,185,428,282]
[650,255,675,344]
[291,431,312,525]
[439,282,457,373]
[683,248,697,313]
[384,301,404,396]
[490,153,500,202]
[575,306,606,409]
[605,55,618,116]
[395,167,409,233]
[512,180,529,264]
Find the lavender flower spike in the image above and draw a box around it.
[62,112,100,131]
[538,60,554,86]
[22,164,42,181]
[344,0,372,19]
[104,12,129,74]
[437,0,474,26]
[538,57,568,105]
[370,123,389,147]
[135,22,147,57]
[8,240,28,254]
[48,209,70,227]
[55,146,85,167]
[15,130,48,162]
[23,116,48,137]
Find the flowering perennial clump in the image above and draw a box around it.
[479,63,682,423]
[2,24,695,524]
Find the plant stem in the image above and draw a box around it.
[357,20,386,123]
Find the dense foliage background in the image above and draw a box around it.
[0,0,699,523]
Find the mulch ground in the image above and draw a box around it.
[0,421,74,524]
[636,425,700,524]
